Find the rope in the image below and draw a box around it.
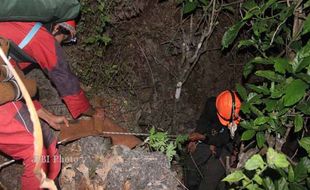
[100,131,179,138]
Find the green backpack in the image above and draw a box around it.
[0,0,80,23]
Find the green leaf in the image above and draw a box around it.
[254,117,269,125]
[263,177,275,190]
[238,39,256,48]
[293,41,310,72]
[267,148,290,168]
[236,83,247,100]
[302,15,310,35]
[183,1,198,14]
[305,0,310,9]
[199,0,208,6]
[275,178,289,190]
[246,84,270,95]
[296,101,310,115]
[247,92,263,104]
[296,73,310,84]
[241,102,251,114]
[295,56,310,73]
[252,57,271,64]
[166,142,176,162]
[243,61,255,78]
[253,174,263,185]
[256,132,265,148]
[252,19,268,37]
[150,127,155,135]
[242,0,258,11]
[294,114,303,132]
[272,57,290,74]
[260,0,277,13]
[283,79,308,106]
[250,105,264,116]
[240,120,253,130]
[289,183,307,190]
[288,165,295,182]
[299,137,310,155]
[271,87,285,98]
[246,183,261,190]
[222,21,245,49]
[265,99,277,112]
[294,157,310,182]
[255,70,285,82]
[222,170,244,183]
[241,130,256,141]
[245,154,265,170]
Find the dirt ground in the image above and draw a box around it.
[67,0,248,135]
[0,0,250,189]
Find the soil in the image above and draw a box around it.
[0,0,250,189]
[67,0,249,135]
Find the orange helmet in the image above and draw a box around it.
[216,90,241,126]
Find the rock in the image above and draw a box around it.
[60,145,182,190]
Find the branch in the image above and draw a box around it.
[135,39,158,101]
[237,146,259,169]
[0,160,15,170]
[275,125,293,151]
[270,18,287,46]
[181,0,218,84]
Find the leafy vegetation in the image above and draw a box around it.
[223,148,310,189]
[149,127,188,162]
[80,0,111,46]
[220,0,310,188]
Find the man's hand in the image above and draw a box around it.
[37,108,69,130]
[209,145,216,155]
[188,132,206,142]
[83,107,105,120]
[93,108,105,120]
[187,141,197,153]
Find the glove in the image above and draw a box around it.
[188,132,206,142]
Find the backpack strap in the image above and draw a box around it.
[9,40,38,65]
[8,22,42,66]
[18,22,42,48]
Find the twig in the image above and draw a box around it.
[152,56,177,79]
[243,140,256,151]
[161,164,189,190]
[237,147,259,169]
[270,18,287,46]
[290,147,299,160]
[181,0,218,84]
[275,125,292,151]
[222,0,244,7]
[0,160,15,170]
[135,39,158,101]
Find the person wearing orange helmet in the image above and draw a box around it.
[184,90,242,190]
